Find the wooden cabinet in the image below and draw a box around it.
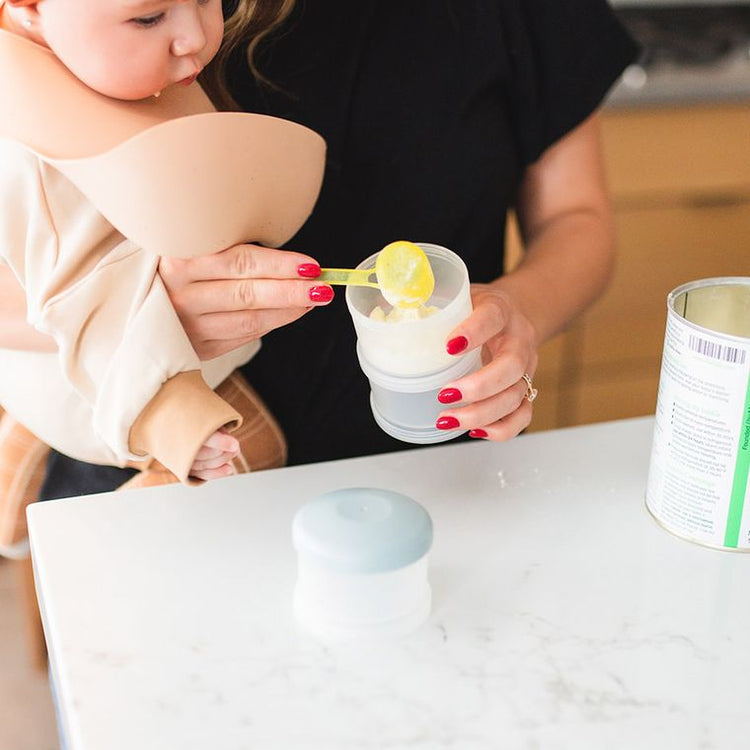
[512,103,750,432]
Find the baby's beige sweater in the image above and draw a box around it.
[0,140,256,482]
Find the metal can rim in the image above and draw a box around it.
[666,276,750,345]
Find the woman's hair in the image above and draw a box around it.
[200,0,296,110]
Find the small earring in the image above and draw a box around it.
[23,19,32,28]
[153,91,161,99]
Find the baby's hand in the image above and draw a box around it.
[189,429,239,481]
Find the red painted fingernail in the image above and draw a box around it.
[436,416,460,430]
[446,336,468,355]
[469,429,488,439]
[298,263,321,278]
[438,388,462,404]
[309,285,334,303]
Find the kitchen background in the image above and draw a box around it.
[2,1,750,748]
[512,0,750,434]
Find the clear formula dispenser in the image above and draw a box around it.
[346,243,480,444]
[292,487,433,640]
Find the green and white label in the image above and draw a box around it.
[724,377,750,547]
[646,311,750,549]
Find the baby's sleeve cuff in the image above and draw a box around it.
[129,370,241,485]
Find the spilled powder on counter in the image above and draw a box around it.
[369,304,440,323]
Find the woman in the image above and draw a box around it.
[2,0,639,498]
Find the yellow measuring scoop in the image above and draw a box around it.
[319,240,435,308]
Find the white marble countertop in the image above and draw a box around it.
[28,417,750,750]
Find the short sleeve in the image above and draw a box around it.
[499,0,640,165]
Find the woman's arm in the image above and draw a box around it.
[437,112,616,439]
[0,265,57,352]
[488,112,615,344]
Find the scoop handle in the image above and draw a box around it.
[318,268,379,288]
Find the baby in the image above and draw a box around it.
[0,0,325,531]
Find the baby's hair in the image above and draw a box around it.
[201,0,296,110]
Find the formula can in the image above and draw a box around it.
[646,278,750,551]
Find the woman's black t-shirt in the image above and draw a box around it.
[230,0,638,465]
[40,0,638,497]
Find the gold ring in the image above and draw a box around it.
[521,373,538,403]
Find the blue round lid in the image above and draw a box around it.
[292,487,433,574]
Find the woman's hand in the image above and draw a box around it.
[159,243,334,360]
[434,284,539,441]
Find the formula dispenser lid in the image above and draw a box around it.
[292,488,433,574]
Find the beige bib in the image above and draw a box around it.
[0,26,326,257]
